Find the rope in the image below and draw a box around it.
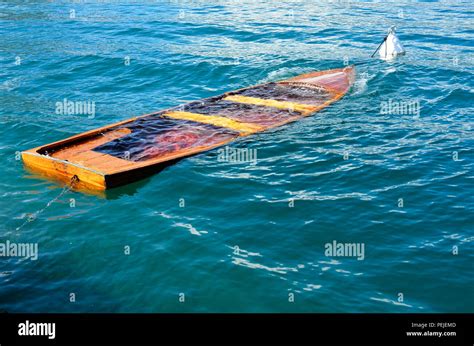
[16,175,79,231]
[353,58,384,67]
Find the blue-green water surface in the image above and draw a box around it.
[0,1,473,312]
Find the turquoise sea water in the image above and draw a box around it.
[0,1,473,312]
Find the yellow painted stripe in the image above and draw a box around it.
[224,95,317,114]
[163,111,264,134]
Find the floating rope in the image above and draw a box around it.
[16,175,79,231]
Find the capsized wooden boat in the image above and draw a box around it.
[22,66,355,190]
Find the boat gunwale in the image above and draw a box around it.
[22,151,106,176]
[21,65,355,189]
[24,65,353,157]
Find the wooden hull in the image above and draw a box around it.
[22,66,356,191]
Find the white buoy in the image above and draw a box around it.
[379,26,405,60]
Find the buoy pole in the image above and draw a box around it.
[371,35,388,58]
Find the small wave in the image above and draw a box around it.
[173,222,207,237]
[232,257,298,275]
